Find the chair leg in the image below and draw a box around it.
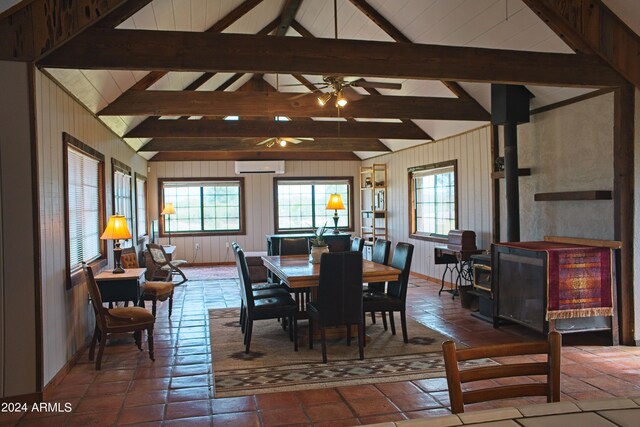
[358,323,364,360]
[382,311,388,330]
[309,318,314,349]
[320,327,327,363]
[134,330,142,351]
[362,311,367,347]
[292,316,298,352]
[168,292,173,317]
[240,301,245,332]
[371,312,376,324]
[245,319,253,354]
[400,310,408,343]
[95,333,107,370]
[151,299,157,318]
[289,316,294,342]
[389,311,396,335]
[173,266,188,285]
[346,323,351,346]
[147,327,155,361]
[89,326,98,361]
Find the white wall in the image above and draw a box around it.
[148,160,362,263]
[634,88,640,343]
[362,126,493,280]
[36,70,148,385]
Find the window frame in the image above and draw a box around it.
[62,132,107,289]
[111,159,134,248]
[158,177,246,237]
[408,160,458,243]
[135,173,148,242]
[273,176,355,234]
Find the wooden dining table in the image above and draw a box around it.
[261,255,402,289]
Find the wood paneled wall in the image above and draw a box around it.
[362,126,493,280]
[35,70,148,385]
[634,88,640,344]
[148,160,362,262]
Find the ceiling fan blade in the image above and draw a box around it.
[256,137,274,146]
[343,86,364,101]
[279,83,309,87]
[297,137,314,141]
[282,137,302,144]
[288,92,311,101]
[351,81,402,90]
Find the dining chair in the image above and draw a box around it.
[232,242,289,333]
[279,237,310,255]
[146,243,188,285]
[82,263,155,370]
[307,251,364,363]
[442,332,562,414]
[362,238,391,325]
[350,236,365,252]
[363,242,414,343]
[236,246,298,353]
[121,247,175,318]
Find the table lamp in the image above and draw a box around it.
[326,194,345,234]
[161,203,176,245]
[100,214,132,274]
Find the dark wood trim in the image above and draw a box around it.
[62,133,107,289]
[134,172,148,239]
[42,342,89,400]
[491,125,501,243]
[273,176,356,234]
[111,158,131,175]
[0,392,42,404]
[39,30,624,88]
[28,63,43,394]
[408,159,459,240]
[157,177,247,237]
[141,138,390,153]
[149,151,360,161]
[491,168,531,179]
[613,84,635,345]
[530,88,615,116]
[534,191,612,201]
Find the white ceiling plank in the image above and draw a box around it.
[153,0,177,29]
[131,2,158,30]
[190,0,209,32]
[172,0,192,32]
[109,71,138,94]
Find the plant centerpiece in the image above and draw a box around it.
[309,223,330,264]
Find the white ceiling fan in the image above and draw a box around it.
[256,136,314,148]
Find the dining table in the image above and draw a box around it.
[261,255,402,289]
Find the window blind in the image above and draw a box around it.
[136,177,147,238]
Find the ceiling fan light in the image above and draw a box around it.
[335,91,348,107]
[279,139,287,147]
[317,93,332,106]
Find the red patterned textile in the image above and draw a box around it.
[497,242,613,320]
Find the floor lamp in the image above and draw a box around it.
[161,203,176,245]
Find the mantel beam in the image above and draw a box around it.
[139,138,390,152]
[38,30,623,88]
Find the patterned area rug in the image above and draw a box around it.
[209,308,489,397]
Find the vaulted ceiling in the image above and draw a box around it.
[1,0,638,161]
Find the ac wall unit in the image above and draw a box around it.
[234,160,285,174]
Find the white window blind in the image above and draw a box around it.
[136,177,147,238]
[114,170,133,248]
[68,147,100,270]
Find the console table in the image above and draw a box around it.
[94,268,146,306]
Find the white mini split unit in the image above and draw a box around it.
[234,160,285,174]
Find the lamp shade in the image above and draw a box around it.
[100,215,132,240]
[326,194,345,210]
[161,203,176,215]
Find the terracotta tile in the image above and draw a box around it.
[165,400,210,419]
[389,392,441,412]
[376,381,422,396]
[405,407,453,418]
[122,390,168,407]
[413,377,449,392]
[304,401,354,422]
[347,396,401,417]
[260,406,309,427]
[45,383,89,400]
[21,399,80,419]
[211,396,256,414]
[255,391,301,410]
[61,371,98,385]
[127,378,170,393]
[163,416,212,426]
[359,412,407,424]
[116,403,165,425]
[84,380,131,396]
[134,367,173,380]
[168,387,211,402]
[65,410,118,427]
[211,411,261,427]
[13,414,70,427]
[74,394,126,413]
[314,418,361,427]
[94,369,135,383]
[169,374,209,389]
[171,364,210,377]
[0,411,24,426]
[296,388,342,406]
[338,384,384,400]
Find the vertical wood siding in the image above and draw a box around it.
[148,160,362,263]
[362,126,493,280]
[36,71,148,385]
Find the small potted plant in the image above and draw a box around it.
[309,223,330,264]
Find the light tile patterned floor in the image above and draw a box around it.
[2,267,639,426]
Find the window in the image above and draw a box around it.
[409,160,458,241]
[135,174,147,239]
[160,178,245,235]
[63,133,105,287]
[274,177,353,232]
[112,159,133,248]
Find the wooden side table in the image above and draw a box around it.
[94,268,146,306]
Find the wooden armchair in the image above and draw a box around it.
[442,331,561,413]
[83,263,155,370]
[122,247,174,318]
[146,243,188,285]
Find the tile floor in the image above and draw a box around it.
[2,268,640,427]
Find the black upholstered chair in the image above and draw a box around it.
[307,251,364,363]
[363,238,392,325]
[363,242,414,343]
[236,246,298,353]
[279,237,310,255]
[350,237,365,252]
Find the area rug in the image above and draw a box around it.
[209,308,490,397]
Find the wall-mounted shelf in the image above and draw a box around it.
[534,191,613,201]
[491,168,531,179]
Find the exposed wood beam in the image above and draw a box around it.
[276,0,302,36]
[0,0,151,60]
[125,0,269,91]
[126,120,428,139]
[150,151,361,161]
[523,0,639,89]
[140,138,389,152]
[100,91,491,121]
[39,30,623,88]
